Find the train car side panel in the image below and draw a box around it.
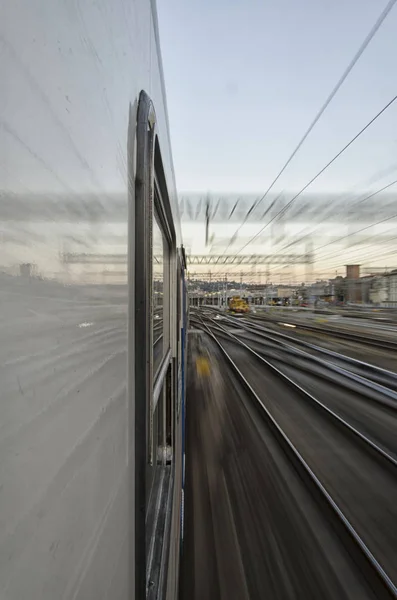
[0,1,182,599]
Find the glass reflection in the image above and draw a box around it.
[153,214,165,374]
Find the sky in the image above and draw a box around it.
[1,0,396,284]
[157,0,397,194]
[157,0,397,279]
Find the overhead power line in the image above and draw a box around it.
[222,0,397,253]
[269,178,397,257]
[234,93,397,255]
[312,211,397,259]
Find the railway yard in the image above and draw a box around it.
[181,307,397,600]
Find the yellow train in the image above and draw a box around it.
[227,296,250,314]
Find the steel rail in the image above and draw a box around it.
[217,313,397,393]
[194,315,397,468]
[249,313,397,351]
[195,316,397,598]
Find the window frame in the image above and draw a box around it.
[133,90,177,599]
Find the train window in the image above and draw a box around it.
[151,185,172,468]
[134,90,177,598]
[153,213,165,374]
[152,184,171,375]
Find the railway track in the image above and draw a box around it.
[196,312,397,390]
[192,312,397,459]
[211,313,397,393]
[248,312,397,352]
[190,314,397,596]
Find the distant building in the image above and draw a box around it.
[276,286,296,298]
[19,263,37,278]
[369,277,388,305]
[345,265,361,303]
[329,276,346,302]
[307,280,330,299]
[369,270,397,307]
[388,271,397,305]
[358,275,375,304]
[345,264,360,280]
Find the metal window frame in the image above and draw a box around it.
[134,90,155,600]
[151,176,174,467]
[134,90,177,599]
[153,204,171,378]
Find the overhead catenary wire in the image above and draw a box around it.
[314,230,397,264]
[233,93,397,256]
[221,0,397,255]
[266,236,397,283]
[244,209,397,283]
[266,227,397,278]
[187,216,397,283]
[313,211,397,259]
[267,178,397,257]
[210,163,397,277]
[315,246,397,274]
[320,244,397,265]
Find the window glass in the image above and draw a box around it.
[153,213,165,374]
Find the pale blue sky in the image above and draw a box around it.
[157,0,397,194]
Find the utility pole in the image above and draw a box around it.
[205,196,210,246]
[305,239,314,311]
[305,239,314,285]
[265,267,270,308]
